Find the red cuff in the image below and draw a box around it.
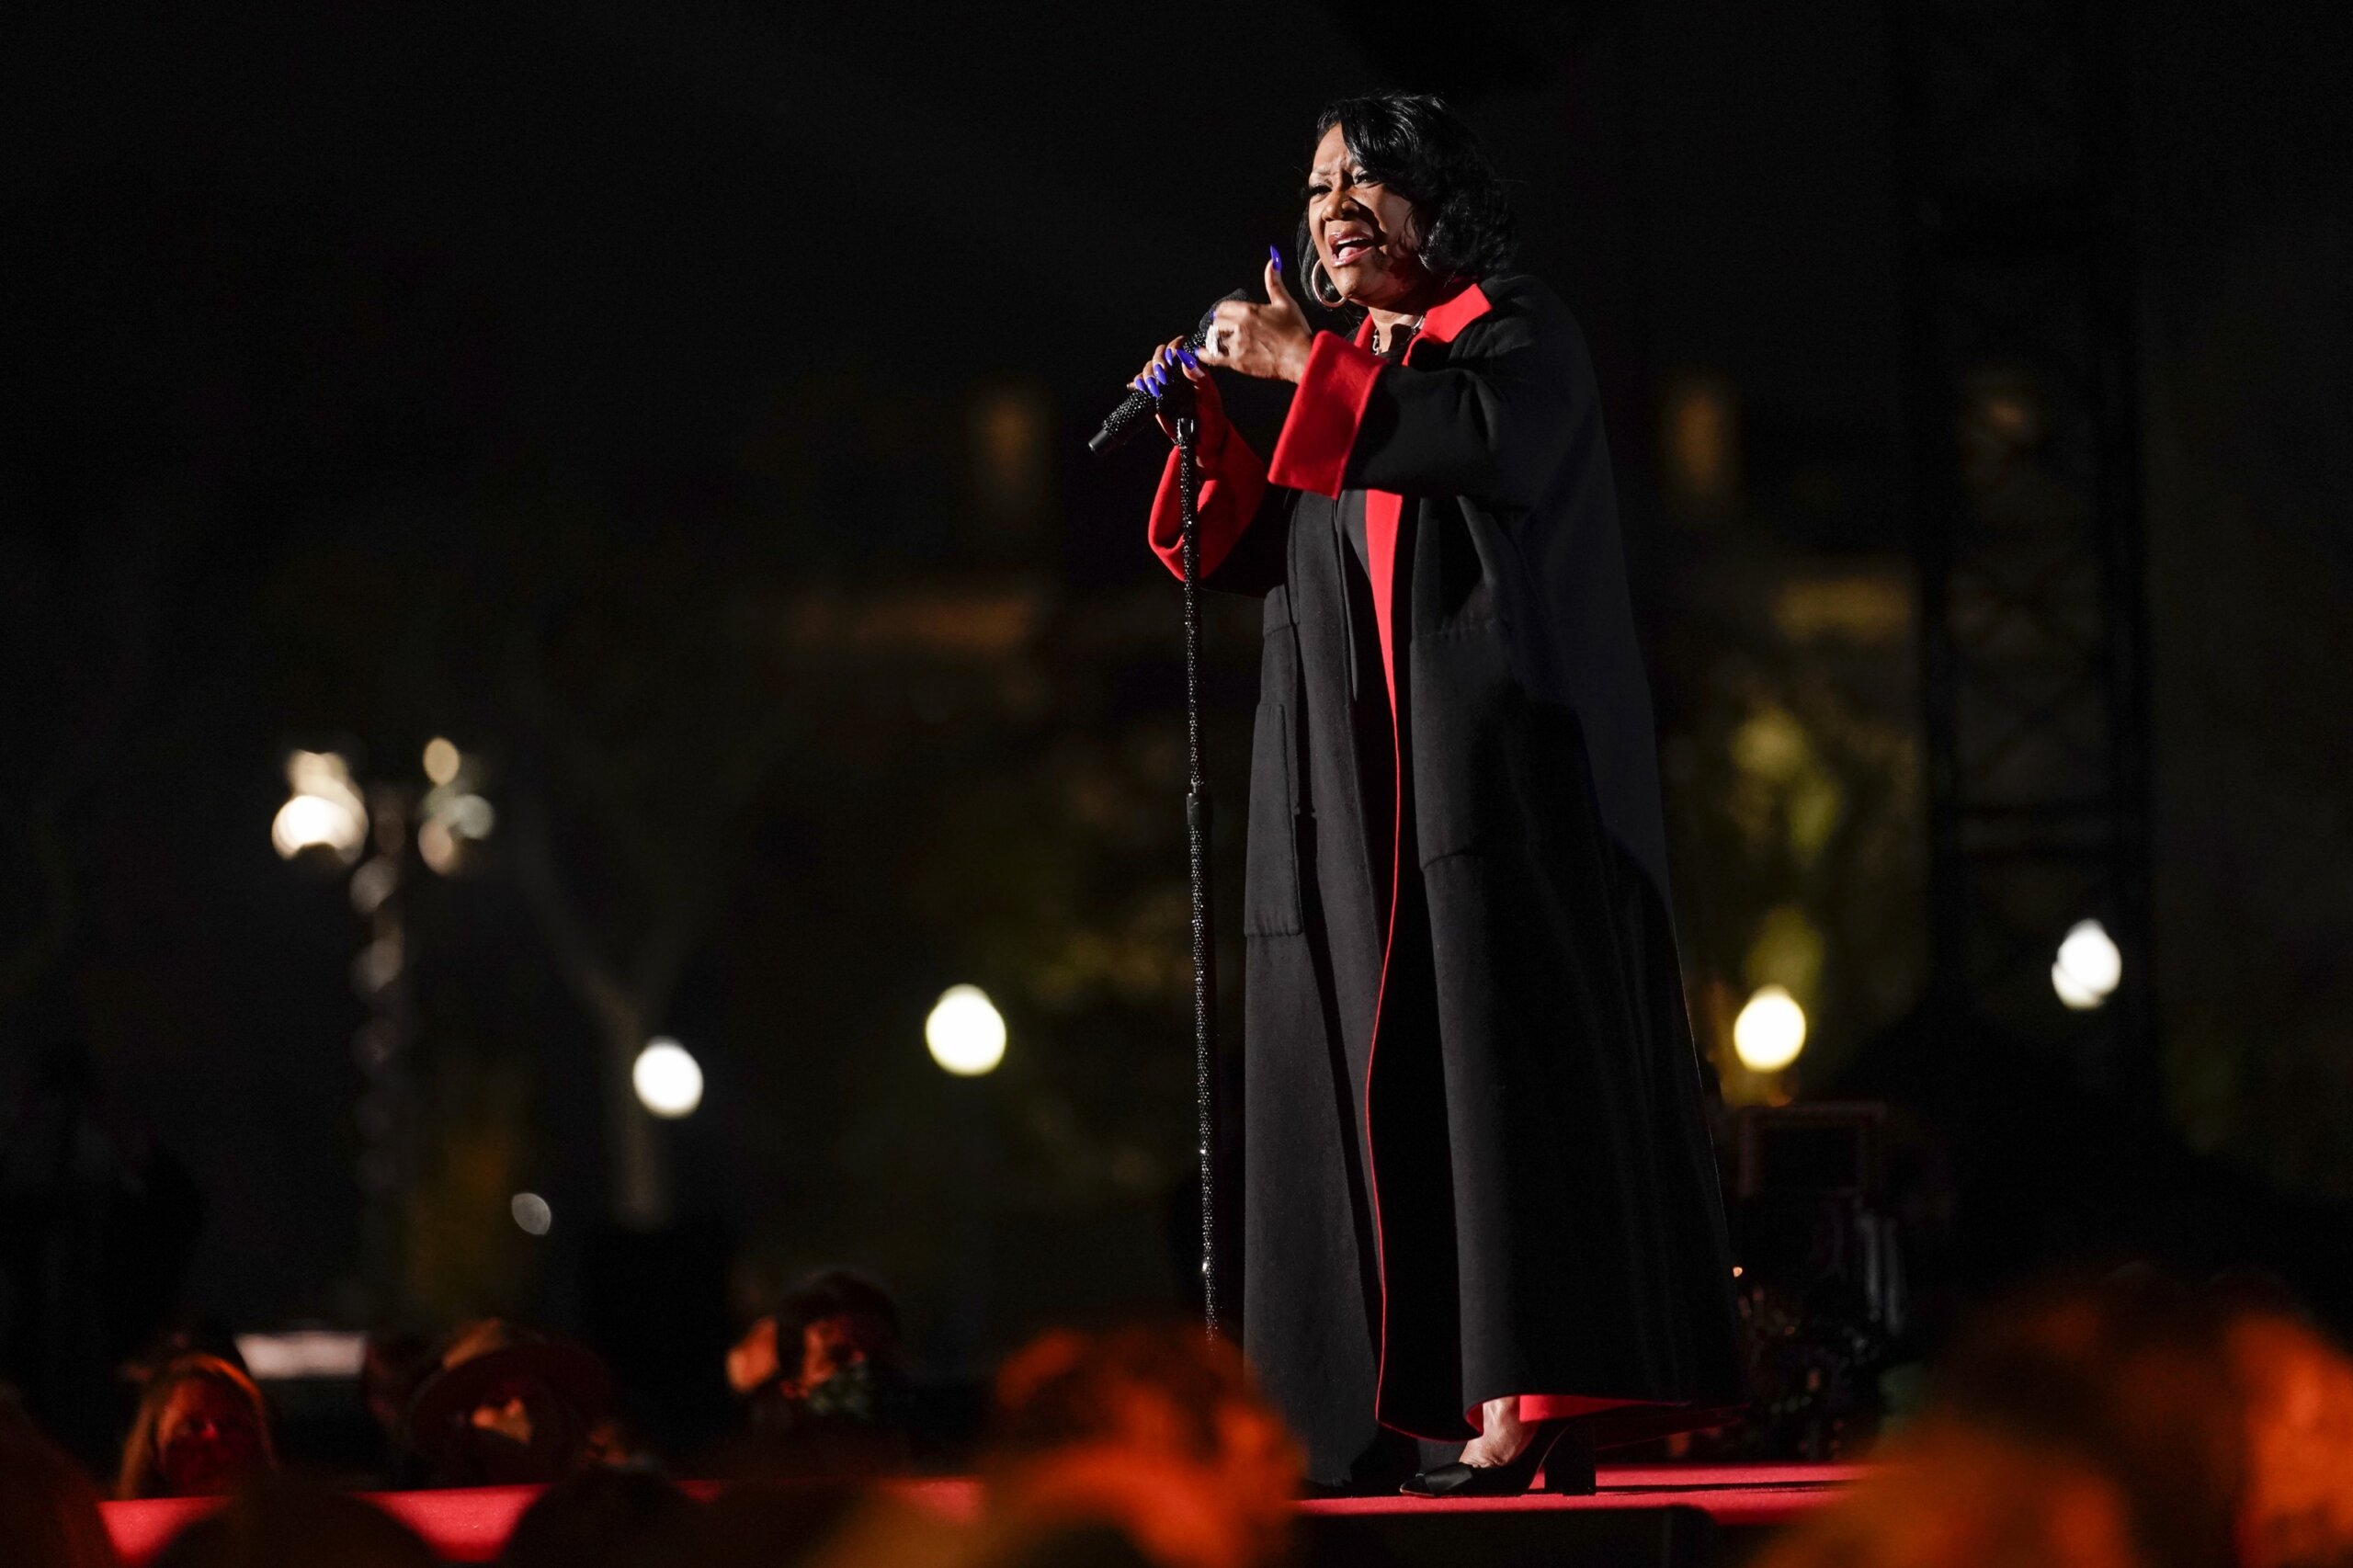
[1267,331,1388,497]
[1147,432,1267,582]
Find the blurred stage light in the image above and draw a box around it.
[2052,961,2102,1010]
[1661,371,1741,516]
[423,737,462,786]
[272,751,369,862]
[2052,918,2121,1011]
[417,818,461,876]
[632,1038,704,1118]
[445,793,494,838]
[418,778,494,876]
[351,937,403,998]
[510,1191,553,1235]
[926,984,1006,1075]
[273,794,365,860]
[1733,984,1808,1072]
[348,857,399,914]
[233,1331,368,1381]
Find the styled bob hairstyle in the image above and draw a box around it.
[1300,92,1517,296]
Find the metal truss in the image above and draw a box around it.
[1888,0,2157,1105]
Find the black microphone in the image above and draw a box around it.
[1087,291,1247,456]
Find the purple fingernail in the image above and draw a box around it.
[1177,345,1199,369]
[1268,244,1283,272]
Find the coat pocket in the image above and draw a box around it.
[1244,699,1306,937]
[1406,621,1520,864]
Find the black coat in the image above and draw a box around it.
[1146,275,1741,1483]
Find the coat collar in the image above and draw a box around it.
[1347,278,1495,354]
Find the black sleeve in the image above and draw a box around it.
[1199,485,1295,597]
[1343,296,1586,510]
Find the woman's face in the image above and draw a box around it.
[155,1378,267,1496]
[1306,122,1428,312]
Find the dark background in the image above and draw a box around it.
[3,0,2347,1449]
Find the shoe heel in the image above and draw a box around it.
[1538,1428,1597,1495]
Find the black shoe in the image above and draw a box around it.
[1400,1421,1597,1497]
[1302,1427,1425,1497]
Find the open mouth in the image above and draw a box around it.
[1328,230,1377,265]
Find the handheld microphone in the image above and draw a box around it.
[1087,291,1247,456]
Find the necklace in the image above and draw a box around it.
[1376,314,1426,355]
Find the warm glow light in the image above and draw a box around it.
[445,794,495,838]
[632,1038,704,1118]
[272,793,366,860]
[2053,919,2121,1012]
[1733,984,1808,1073]
[1662,372,1741,514]
[351,937,403,997]
[233,1331,368,1381]
[423,737,462,786]
[417,818,461,875]
[273,751,369,863]
[510,1192,553,1235]
[418,785,494,876]
[2052,961,2103,1011]
[926,984,1006,1076]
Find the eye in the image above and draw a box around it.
[1302,183,1329,201]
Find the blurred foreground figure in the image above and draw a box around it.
[149,1477,433,1568]
[2222,1301,2353,1568]
[1927,1271,2244,1568]
[501,1467,696,1568]
[1755,1269,2353,1568]
[1750,1422,2144,1568]
[404,1319,613,1487]
[115,1355,277,1500]
[975,1324,1302,1568]
[720,1269,913,1477]
[0,1432,120,1568]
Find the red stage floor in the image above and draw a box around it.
[103,1464,1859,1563]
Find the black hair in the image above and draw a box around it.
[1298,92,1517,298]
[774,1267,904,1366]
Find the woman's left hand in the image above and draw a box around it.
[1199,251,1315,383]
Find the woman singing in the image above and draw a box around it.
[1131,94,1741,1495]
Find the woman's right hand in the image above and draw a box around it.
[1132,337,1226,458]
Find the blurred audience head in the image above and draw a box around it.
[1752,1420,2143,1568]
[500,1466,695,1568]
[404,1318,612,1487]
[718,1269,914,1479]
[117,1354,278,1500]
[0,1432,120,1568]
[2219,1296,2353,1568]
[979,1323,1301,1568]
[730,1268,907,1404]
[149,1477,433,1568]
[1926,1267,2243,1568]
[1770,1265,2353,1568]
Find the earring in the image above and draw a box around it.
[1305,255,1346,309]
